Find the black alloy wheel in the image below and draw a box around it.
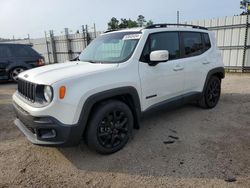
[97,110,129,149]
[198,76,221,109]
[205,77,221,107]
[86,100,133,154]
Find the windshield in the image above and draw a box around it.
[79,32,141,63]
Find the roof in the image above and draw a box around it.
[103,27,143,34]
[104,23,209,34]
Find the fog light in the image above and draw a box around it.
[38,129,56,139]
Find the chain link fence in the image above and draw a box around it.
[0,27,102,64]
[1,15,250,72]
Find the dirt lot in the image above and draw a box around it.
[0,74,250,187]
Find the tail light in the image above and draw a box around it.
[37,59,45,66]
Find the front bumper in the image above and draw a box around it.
[13,102,83,146]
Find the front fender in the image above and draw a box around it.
[76,86,142,135]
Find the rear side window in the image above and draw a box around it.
[203,33,211,50]
[0,46,11,58]
[10,45,39,58]
[181,32,203,57]
[140,32,180,62]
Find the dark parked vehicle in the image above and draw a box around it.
[0,43,45,81]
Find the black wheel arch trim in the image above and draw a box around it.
[77,86,142,137]
[202,67,225,93]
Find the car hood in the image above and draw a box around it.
[18,61,119,85]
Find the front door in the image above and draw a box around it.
[139,31,185,111]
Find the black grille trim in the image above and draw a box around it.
[18,79,36,102]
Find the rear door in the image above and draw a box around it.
[139,31,186,110]
[180,32,209,93]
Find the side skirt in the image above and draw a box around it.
[141,92,202,117]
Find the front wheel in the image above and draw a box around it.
[10,67,26,81]
[198,76,221,109]
[85,100,134,154]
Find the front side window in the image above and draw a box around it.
[79,32,140,63]
[182,32,203,57]
[140,32,180,62]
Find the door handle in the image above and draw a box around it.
[202,61,210,65]
[173,65,184,71]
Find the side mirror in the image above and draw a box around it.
[150,50,169,64]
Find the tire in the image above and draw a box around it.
[10,67,26,81]
[85,100,134,154]
[198,76,221,109]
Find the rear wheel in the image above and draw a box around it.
[198,76,221,109]
[10,67,26,81]
[86,100,133,154]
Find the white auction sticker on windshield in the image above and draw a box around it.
[123,34,142,40]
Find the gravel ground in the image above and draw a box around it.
[0,74,250,187]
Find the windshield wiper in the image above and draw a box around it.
[88,60,98,63]
[78,59,95,63]
[84,60,103,64]
[70,56,80,61]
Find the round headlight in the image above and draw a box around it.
[44,86,53,103]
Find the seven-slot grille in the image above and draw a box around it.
[18,79,36,102]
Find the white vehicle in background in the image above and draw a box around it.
[12,24,224,154]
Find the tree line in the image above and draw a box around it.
[107,15,153,30]
[240,0,250,15]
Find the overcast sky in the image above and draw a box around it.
[0,0,240,39]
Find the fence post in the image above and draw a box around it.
[44,31,51,64]
[49,30,57,63]
[65,28,72,61]
[82,25,87,48]
[85,25,91,45]
[27,34,32,45]
[242,14,249,72]
[94,23,97,38]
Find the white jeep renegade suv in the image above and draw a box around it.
[13,24,224,154]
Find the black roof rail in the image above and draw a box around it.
[145,23,208,30]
